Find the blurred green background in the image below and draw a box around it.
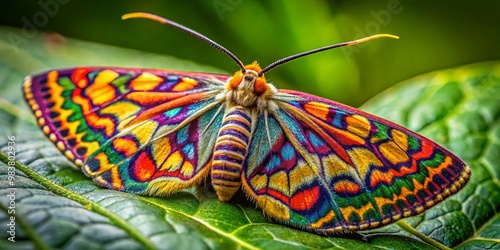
[1,0,499,107]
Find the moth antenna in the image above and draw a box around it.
[122,12,246,72]
[258,34,399,76]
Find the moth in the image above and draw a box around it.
[23,12,471,233]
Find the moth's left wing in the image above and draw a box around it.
[242,90,471,233]
[24,67,228,166]
[24,68,228,195]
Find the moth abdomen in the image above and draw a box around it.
[211,106,252,202]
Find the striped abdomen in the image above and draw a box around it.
[211,106,252,202]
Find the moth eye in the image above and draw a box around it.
[228,73,243,89]
[253,78,268,95]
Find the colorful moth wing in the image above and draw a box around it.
[83,99,225,195]
[23,67,228,167]
[242,90,471,233]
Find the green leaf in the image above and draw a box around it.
[0,27,498,249]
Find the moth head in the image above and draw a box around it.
[228,61,269,96]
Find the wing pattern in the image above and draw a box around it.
[242,90,471,232]
[24,68,228,195]
[24,67,228,165]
